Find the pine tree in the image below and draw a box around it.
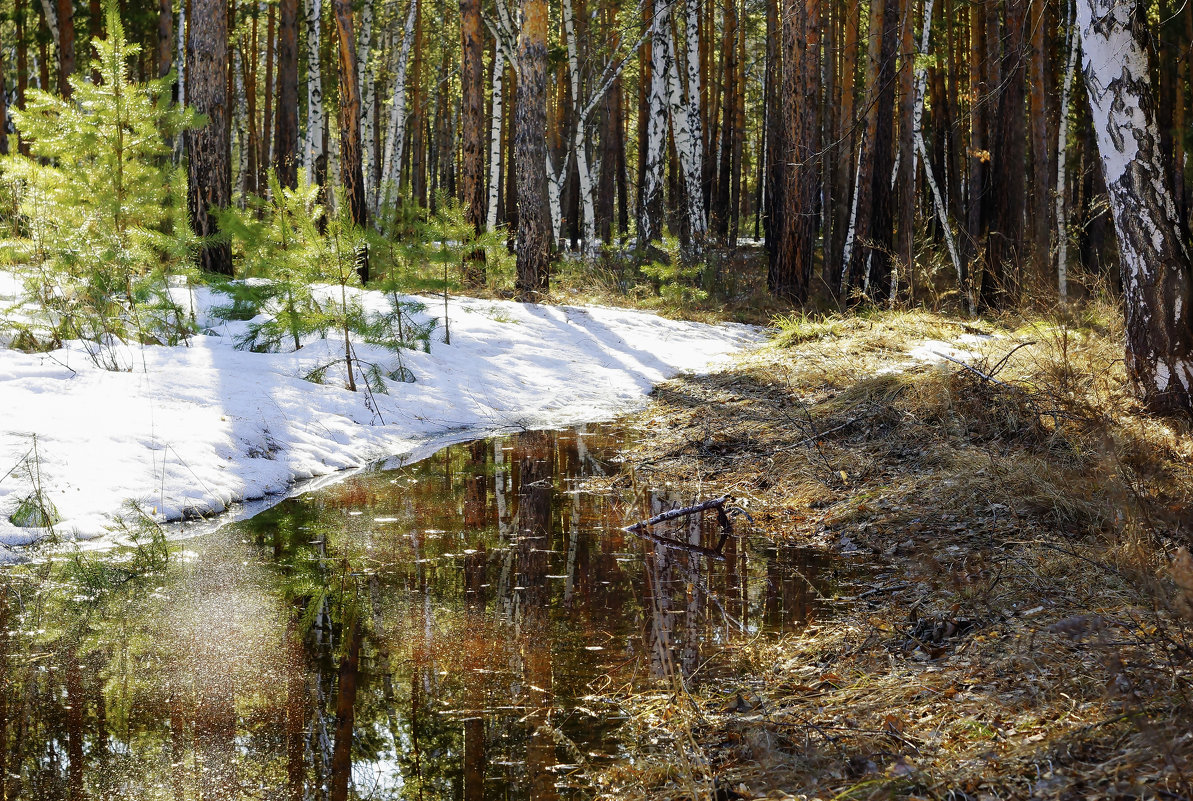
[1,6,198,359]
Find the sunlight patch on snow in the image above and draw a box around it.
[0,286,760,549]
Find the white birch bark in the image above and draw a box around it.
[665,1,706,246]
[1077,0,1193,408]
[305,0,325,183]
[637,0,672,244]
[908,0,967,311]
[547,150,564,245]
[563,0,597,250]
[486,46,506,230]
[378,0,418,211]
[234,46,248,205]
[357,0,376,199]
[840,152,863,286]
[1056,0,1079,302]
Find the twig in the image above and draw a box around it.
[624,496,734,560]
[624,496,730,532]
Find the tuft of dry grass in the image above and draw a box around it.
[592,304,1193,801]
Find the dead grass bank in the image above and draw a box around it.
[594,306,1193,801]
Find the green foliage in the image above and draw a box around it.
[215,173,437,393]
[638,235,709,307]
[64,501,170,597]
[0,5,200,363]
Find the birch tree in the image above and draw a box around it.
[304,0,326,187]
[377,0,418,213]
[637,0,671,245]
[1077,0,1193,415]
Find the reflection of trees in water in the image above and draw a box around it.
[0,425,836,800]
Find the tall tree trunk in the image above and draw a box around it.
[982,0,1026,308]
[262,2,276,185]
[187,0,234,275]
[158,0,173,80]
[305,0,326,187]
[1077,0,1193,415]
[334,0,370,260]
[515,0,552,297]
[486,43,507,230]
[0,42,8,156]
[1029,0,1051,279]
[410,0,426,205]
[56,0,73,97]
[461,0,486,281]
[1056,0,1078,301]
[894,0,916,303]
[275,0,299,188]
[771,0,819,301]
[328,622,361,801]
[379,0,418,212]
[638,0,670,244]
[763,0,783,266]
[356,0,375,197]
[713,0,739,239]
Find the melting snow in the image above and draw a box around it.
[0,285,759,554]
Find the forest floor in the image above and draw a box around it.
[590,306,1193,800]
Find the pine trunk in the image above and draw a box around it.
[770,0,819,301]
[275,0,299,187]
[515,0,552,297]
[187,0,234,275]
[1077,0,1193,415]
[56,0,73,97]
[461,0,486,281]
[334,0,370,276]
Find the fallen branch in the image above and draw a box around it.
[624,495,734,560]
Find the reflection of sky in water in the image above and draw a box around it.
[0,424,854,800]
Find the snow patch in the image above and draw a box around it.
[0,286,760,547]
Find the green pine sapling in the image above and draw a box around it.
[0,4,199,363]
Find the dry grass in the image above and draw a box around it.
[592,303,1193,800]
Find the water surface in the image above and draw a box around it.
[0,425,850,800]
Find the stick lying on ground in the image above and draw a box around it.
[624,495,734,560]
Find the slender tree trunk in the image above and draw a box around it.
[275,0,299,187]
[1029,0,1050,278]
[771,0,819,301]
[515,0,552,297]
[158,0,173,80]
[356,0,375,197]
[328,622,361,801]
[713,0,739,239]
[1077,0,1193,415]
[187,0,234,275]
[305,0,326,187]
[262,2,276,184]
[486,44,506,230]
[461,0,487,281]
[982,0,1026,309]
[0,43,8,157]
[378,0,418,212]
[638,0,670,244]
[1056,0,1078,301]
[410,0,426,205]
[894,0,916,303]
[334,0,370,254]
[56,0,73,97]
